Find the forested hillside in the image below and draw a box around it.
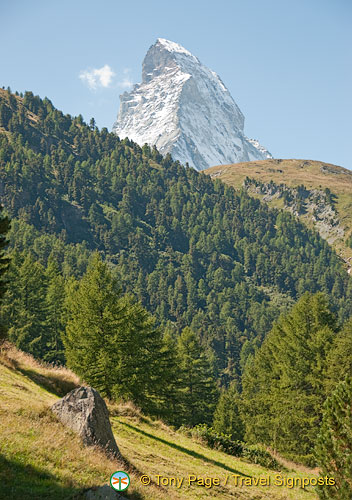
[205,159,352,263]
[1,87,352,383]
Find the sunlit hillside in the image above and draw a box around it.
[0,344,320,500]
[205,159,352,265]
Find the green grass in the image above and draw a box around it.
[110,414,321,500]
[0,345,322,499]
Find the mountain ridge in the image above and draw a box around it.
[113,38,271,170]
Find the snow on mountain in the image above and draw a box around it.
[113,38,272,171]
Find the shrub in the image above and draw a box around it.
[243,444,281,470]
[181,424,282,470]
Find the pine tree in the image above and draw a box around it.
[4,252,48,357]
[325,317,352,393]
[156,330,184,425]
[213,381,245,441]
[242,292,337,462]
[44,258,65,363]
[0,204,10,342]
[315,377,352,499]
[63,253,165,413]
[177,327,218,426]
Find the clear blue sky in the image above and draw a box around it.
[1,0,351,168]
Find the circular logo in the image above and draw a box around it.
[110,471,130,491]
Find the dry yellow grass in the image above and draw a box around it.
[205,159,352,193]
[108,400,144,420]
[0,344,322,499]
[0,344,165,499]
[0,341,80,397]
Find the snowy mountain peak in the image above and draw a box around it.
[141,38,199,84]
[156,38,194,57]
[113,39,272,171]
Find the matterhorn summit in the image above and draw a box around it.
[113,38,272,170]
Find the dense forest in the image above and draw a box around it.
[1,88,351,370]
[1,88,352,476]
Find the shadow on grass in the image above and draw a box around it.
[0,454,143,500]
[119,421,252,478]
[1,353,77,397]
[0,454,82,500]
[17,366,77,397]
[0,346,78,398]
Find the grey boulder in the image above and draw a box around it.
[51,386,120,458]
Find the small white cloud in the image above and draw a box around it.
[79,64,115,90]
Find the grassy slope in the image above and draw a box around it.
[0,346,320,500]
[204,159,352,263]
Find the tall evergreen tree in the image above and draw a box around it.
[242,292,337,462]
[325,317,352,393]
[213,381,245,441]
[315,376,352,499]
[177,327,218,426]
[0,204,10,342]
[156,330,184,425]
[63,253,164,413]
[44,258,65,363]
[4,252,48,357]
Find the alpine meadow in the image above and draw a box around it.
[1,82,352,499]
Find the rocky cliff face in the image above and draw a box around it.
[113,38,272,170]
[243,177,344,245]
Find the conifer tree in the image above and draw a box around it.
[242,292,337,462]
[177,327,218,426]
[4,252,48,357]
[45,258,65,363]
[213,381,244,441]
[63,253,164,413]
[315,377,352,499]
[156,330,184,425]
[0,204,10,342]
[325,317,352,393]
